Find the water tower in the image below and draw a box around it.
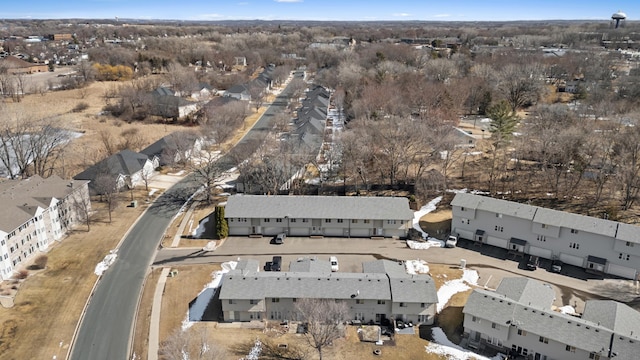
[611,10,626,29]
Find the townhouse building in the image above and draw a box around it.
[224,195,414,238]
[463,277,640,360]
[218,259,437,325]
[451,193,640,279]
[0,176,91,280]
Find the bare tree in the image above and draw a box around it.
[190,150,225,203]
[72,191,93,231]
[295,298,349,360]
[160,326,227,360]
[93,172,119,223]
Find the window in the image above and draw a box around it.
[292,298,297,302]
[461,207,465,211]
[387,220,396,224]
[337,219,344,223]
[517,329,527,336]
[590,352,601,360]
[356,299,364,304]
[541,223,547,229]
[290,218,296,223]
[620,253,631,261]
[302,219,308,223]
[491,322,498,329]
[364,219,370,224]
[325,219,332,223]
[276,218,282,223]
[472,316,478,323]
[570,242,580,249]
[263,218,271,223]
[420,303,426,307]
[496,213,502,218]
[494,225,504,232]
[566,345,576,353]
[250,299,258,304]
[537,235,546,242]
[626,241,634,247]
[539,336,549,344]
[378,300,386,305]
[351,219,357,223]
[228,299,236,304]
[271,298,280,303]
[571,229,579,234]
[399,302,407,307]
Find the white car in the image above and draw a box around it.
[445,235,458,248]
[330,256,339,272]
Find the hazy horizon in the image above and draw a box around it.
[2,1,636,22]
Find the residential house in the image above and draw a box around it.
[73,149,154,192]
[0,175,91,280]
[451,193,640,279]
[293,85,330,149]
[190,83,216,101]
[141,131,203,168]
[453,127,477,148]
[224,84,251,101]
[463,277,640,360]
[149,87,198,119]
[0,55,48,74]
[224,194,414,238]
[218,259,437,325]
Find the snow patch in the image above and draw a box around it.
[426,327,505,360]
[437,269,479,313]
[241,339,262,360]
[192,217,209,238]
[182,261,237,330]
[94,251,117,276]
[412,196,442,239]
[559,305,576,315]
[407,239,444,250]
[447,188,490,195]
[148,188,158,197]
[405,259,430,274]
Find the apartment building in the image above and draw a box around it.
[451,193,640,279]
[0,176,91,280]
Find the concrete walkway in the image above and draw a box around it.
[148,267,171,360]
[170,200,200,247]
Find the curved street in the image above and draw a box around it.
[70,73,301,360]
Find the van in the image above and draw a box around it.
[330,256,339,272]
[445,235,458,248]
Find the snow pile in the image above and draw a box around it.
[182,261,237,330]
[447,188,490,195]
[94,251,117,276]
[407,239,444,250]
[437,269,479,313]
[559,305,576,315]
[192,217,209,238]
[412,196,442,239]
[405,259,430,274]
[426,327,505,360]
[148,188,158,197]
[241,339,262,360]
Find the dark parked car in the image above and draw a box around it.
[526,255,540,270]
[264,261,273,271]
[271,256,282,271]
[551,260,563,273]
[271,233,286,245]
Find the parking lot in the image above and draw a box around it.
[154,236,640,310]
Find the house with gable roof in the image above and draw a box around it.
[451,193,640,279]
[218,259,437,325]
[0,175,90,280]
[73,149,154,192]
[463,277,640,360]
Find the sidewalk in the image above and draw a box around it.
[147,268,170,360]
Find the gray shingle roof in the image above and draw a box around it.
[74,149,149,181]
[616,223,640,244]
[363,259,408,277]
[289,257,332,272]
[390,276,437,303]
[534,208,617,237]
[0,175,88,232]
[450,193,537,220]
[495,277,555,309]
[582,300,640,339]
[224,195,414,221]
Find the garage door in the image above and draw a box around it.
[487,236,509,249]
[607,263,637,279]
[324,227,343,237]
[528,246,552,260]
[350,229,370,237]
[454,228,474,241]
[290,227,309,236]
[560,253,584,267]
[263,227,284,236]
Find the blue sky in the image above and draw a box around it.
[2,1,638,21]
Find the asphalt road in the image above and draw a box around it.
[70,74,301,360]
